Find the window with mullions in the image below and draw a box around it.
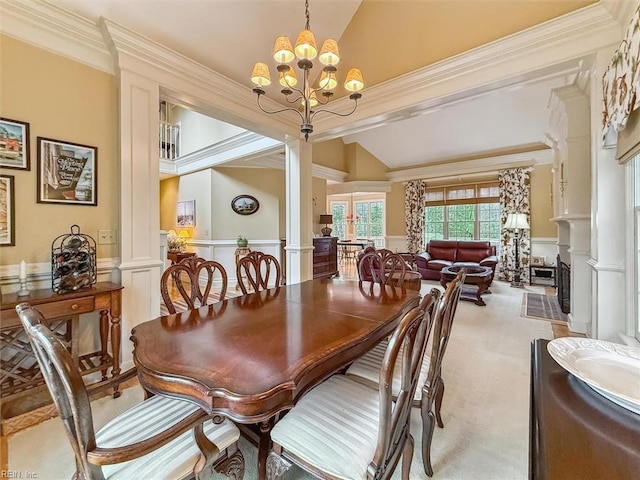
[424,182,501,250]
[330,202,347,240]
[355,200,384,247]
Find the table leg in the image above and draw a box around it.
[474,283,488,306]
[110,291,122,398]
[258,417,276,480]
[99,309,109,380]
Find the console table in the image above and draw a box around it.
[529,339,640,479]
[1,282,124,420]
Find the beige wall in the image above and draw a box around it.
[312,138,347,172]
[530,163,556,237]
[0,35,119,265]
[386,182,406,236]
[312,176,328,236]
[159,177,179,232]
[345,143,388,181]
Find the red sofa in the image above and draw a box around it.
[401,240,498,285]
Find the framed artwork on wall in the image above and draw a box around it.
[0,117,30,170]
[531,255,546,266]
[0,175,15,246]
[231,194,259,215]
[177,200,195,227]
[37,137,97,206]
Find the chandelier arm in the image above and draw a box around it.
[256,95,305,123]
[309,96,359,120]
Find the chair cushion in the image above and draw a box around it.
[270,375,379,480]
[98,395,240,480]
[346,340,430,402]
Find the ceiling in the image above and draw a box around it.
[54,0,615,172]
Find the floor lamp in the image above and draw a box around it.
[504,213,530,288]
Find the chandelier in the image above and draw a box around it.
[250,0,364,141]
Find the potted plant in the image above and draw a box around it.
[237,235,248,248]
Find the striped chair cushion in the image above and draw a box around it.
[270,375,379,480]
[346,340,430,402]
[98,395,239,480]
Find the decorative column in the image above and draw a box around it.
[548,83,593,334]
[284,139,314,284]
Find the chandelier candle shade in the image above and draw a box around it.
[319,214,333,237]
[504,213,530,288]
[250,0,364,140]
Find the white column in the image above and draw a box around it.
[117,68,164,369]
[566,217,590,333]
[285,139,314,284]
[588,47,627,342]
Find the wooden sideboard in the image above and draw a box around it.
[313,237,338,279]
[1,282,124,420]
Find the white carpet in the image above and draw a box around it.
[8,280,552,480]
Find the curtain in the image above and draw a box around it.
[602,5,640,148]
[499,168,532,282]
[404,180,426,253]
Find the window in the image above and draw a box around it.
[354,200,384,247]
[630,155,640,342]
[424,182,501,249]
[330,202,347,240]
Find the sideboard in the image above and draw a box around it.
[1,282,124,420]
[313,237,338,279]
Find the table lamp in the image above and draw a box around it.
[319,214,333,237]
[504,213,530,288]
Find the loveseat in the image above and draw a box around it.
[401,240,498,285]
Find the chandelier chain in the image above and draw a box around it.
[304,0,310,30]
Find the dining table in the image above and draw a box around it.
[131,278,420,479]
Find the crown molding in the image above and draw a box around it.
[312,164,349,183]
[326,181,392,195]
[386,149,552,183]
[601,0,639,26]
[311,2,623,139]
[0,0,114,73]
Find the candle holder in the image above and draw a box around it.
[17,278,30,297]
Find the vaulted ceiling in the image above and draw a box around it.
[52,0,629,173]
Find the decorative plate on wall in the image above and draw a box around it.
[231,194,259,215]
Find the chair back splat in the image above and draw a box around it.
[358,250,408,287]
[161,256,228,314]
[15,302,244,480]
[236,251,282,294]
[268,291,439,480]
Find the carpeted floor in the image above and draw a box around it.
[522,293,567,324]
[8,280,553,479]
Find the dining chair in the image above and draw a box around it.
[266,291,440,480]
[358,250,410,288]
[15,302,245,480]
[346,269,466,476]
[161,256,228,314]
[236,250,282,294]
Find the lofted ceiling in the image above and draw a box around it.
[53,0,622,173]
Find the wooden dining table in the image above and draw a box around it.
[131,278,420,479]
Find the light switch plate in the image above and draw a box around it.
[98,230,116,245]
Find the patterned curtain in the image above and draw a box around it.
[404,180,426,253]
[602,5,640,146]
[499,168,532,282]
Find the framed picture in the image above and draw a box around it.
[0,175,15,246]
[0,117,30,170]
[231,194,259,215]
[37,137,97,206]
[531,255,546,266]
[177,200,195,227]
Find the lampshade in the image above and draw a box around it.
[279,67,297,87]
[344,68,364,92]
[318,39,340,66]
[294,29,317,60]
[319,214,333,225]
[504,213,530,230]
[273,36,295,64]
[167,230,177,238]
[178,229,190,238]
[251,63,271,86]
[319,71,337,90]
